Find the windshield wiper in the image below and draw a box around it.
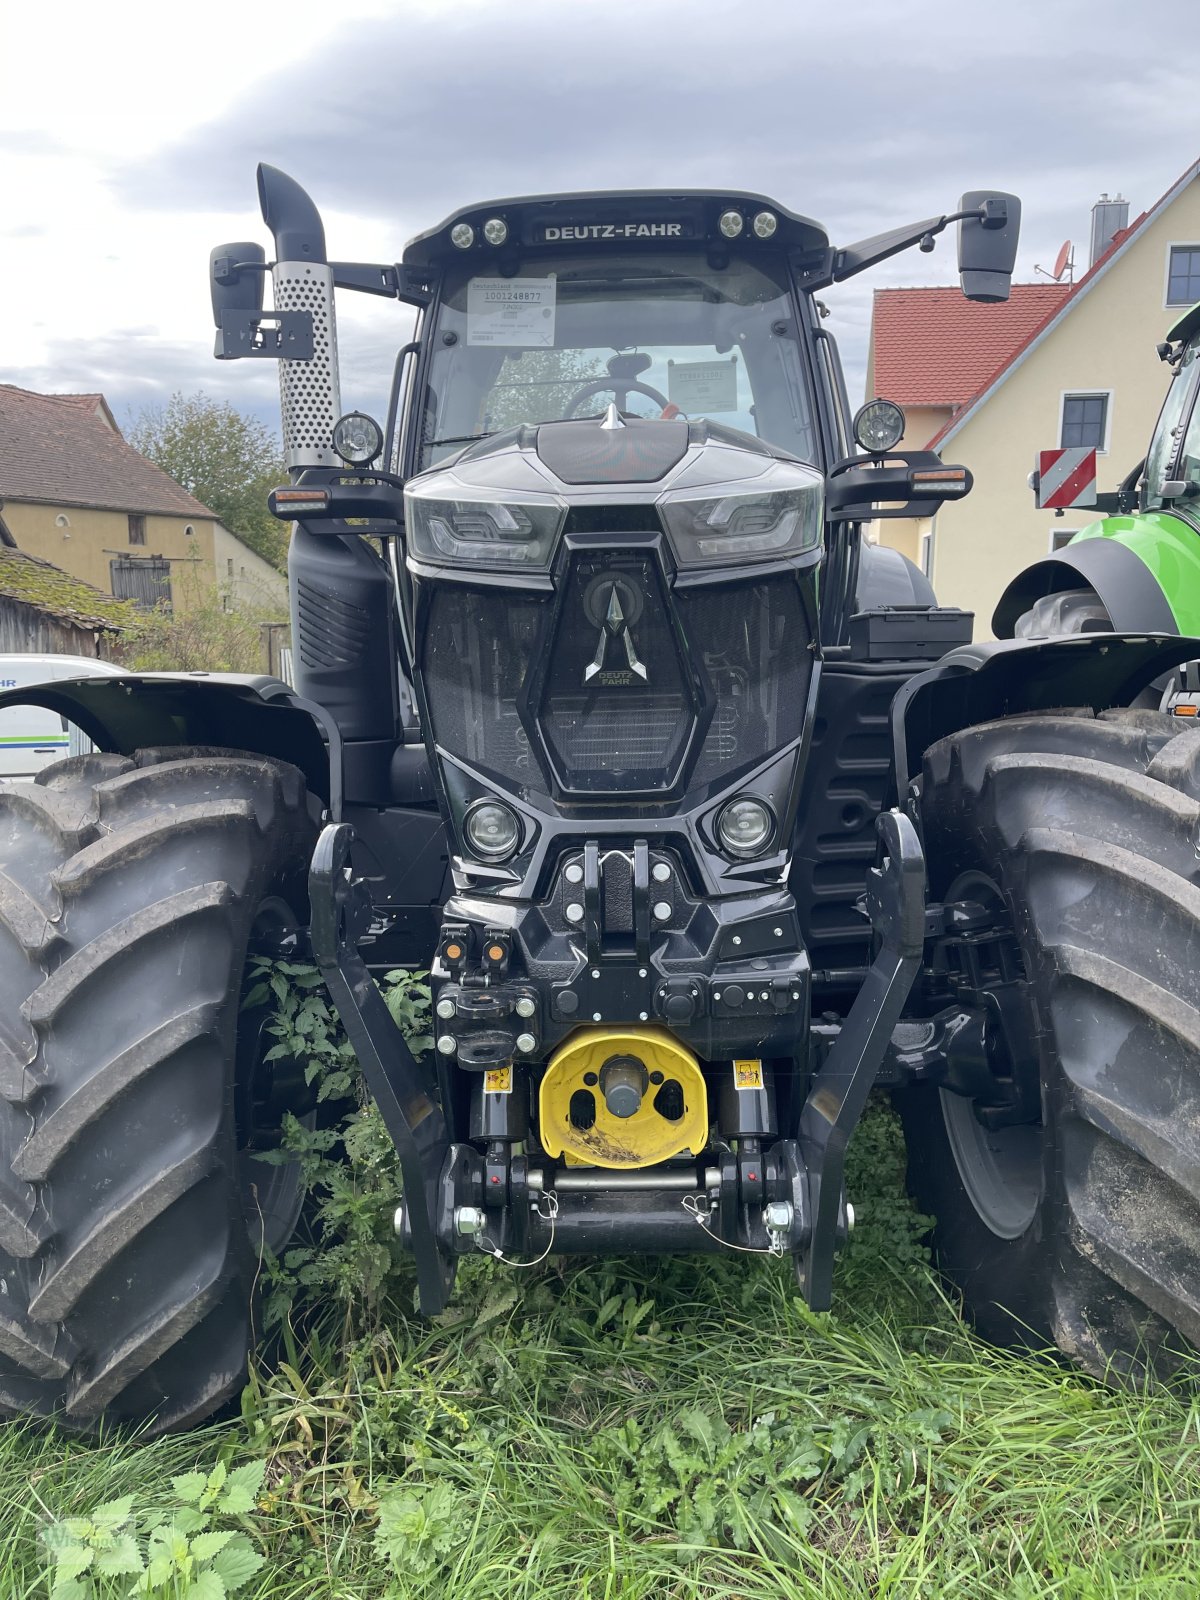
[424,432,497,448]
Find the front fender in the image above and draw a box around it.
[993,512,1200,637]
[0,672,342,813]
[892,632,1200,790]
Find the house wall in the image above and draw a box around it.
[4,502,216,609]
[212,524,289,612]
[2,503,286,616]
[928,175,1200,636]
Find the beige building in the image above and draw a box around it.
[867,159,1200,636]
[0,386,287,615]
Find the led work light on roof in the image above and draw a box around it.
[718,210,744,239]
[331,411,384,466]
[483,217,508,246]
[752,210,778,239]
[853,398,906,455]
[450,222,475,249]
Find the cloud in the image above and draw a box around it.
[10,0,1198,424]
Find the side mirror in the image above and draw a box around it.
[209,242,266,326]
[957,192,1021,303]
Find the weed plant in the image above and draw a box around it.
[4,966,1200,1598]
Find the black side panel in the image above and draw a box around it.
[345,803,449,968]
[290,527,400,744]
[855,543,938,610]
[792,660,918,1002]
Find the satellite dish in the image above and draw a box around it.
[1052,240,1072,281]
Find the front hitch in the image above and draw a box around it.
[797,809,925,1308]
[308,822,455,1313]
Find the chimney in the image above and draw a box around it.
[1090,192,1130,267]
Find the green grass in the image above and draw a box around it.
[5,1106,1200,1599]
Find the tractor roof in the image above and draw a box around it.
[403,190,829,269]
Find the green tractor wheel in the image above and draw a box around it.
[901,708,1200,1375]
[0,751,315,1435]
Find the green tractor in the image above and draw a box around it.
[0,169,1195,1437]
[997,298,1200,640]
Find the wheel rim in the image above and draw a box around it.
[938,870,1043,1240]
[939,1088,1041,1239]
[238,897,312,1258]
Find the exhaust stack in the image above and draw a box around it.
[257,164,342,473]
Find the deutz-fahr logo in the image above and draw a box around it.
[541,222,685,242]
[585,583,648,688]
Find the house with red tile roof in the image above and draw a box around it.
[0,386,286,615]
[865,160,1200,635]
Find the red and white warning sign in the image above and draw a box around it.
[1035,447,1098,510]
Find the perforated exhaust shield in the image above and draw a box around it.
[272,261,341,470]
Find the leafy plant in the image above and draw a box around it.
[38,1461,266,1599]
[243,962,432,1335]
[128,392,289,572]
[373,1481,463,1588]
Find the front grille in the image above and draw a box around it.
[536,553,696,793]
[678,577,812,790]
[418,564,812,801]
[422,586,547,783]
[540,695,687,772]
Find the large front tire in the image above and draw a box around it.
[0,750,315,1434]
[900,709,1200,1376]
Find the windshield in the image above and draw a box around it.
[1144,338,1200,510]
[417,252,818,473]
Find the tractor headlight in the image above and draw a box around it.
[658,460,823,568]
[405,489,567,570]
[332,411,384,466]
[716,796,775,859]
[853,398,906,455]
[463,799,521,861]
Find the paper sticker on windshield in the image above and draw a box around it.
[467,277,556,347]
[668,358,738,414]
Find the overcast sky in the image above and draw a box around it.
[2,0,1196,441]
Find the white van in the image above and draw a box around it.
[0,655,128,781]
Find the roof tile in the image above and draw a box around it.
[0,385,215,520]
[870,283,1071,408]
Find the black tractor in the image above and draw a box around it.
[1,169,1195,1435]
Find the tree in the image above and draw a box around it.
[128,391,289,572]
[481,348,607,431]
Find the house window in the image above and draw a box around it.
[227,558,234,577]
[1166,245,1200,307]
[1049,527,1078,553]
[128,513,146,546]
[1060,392,1110,451]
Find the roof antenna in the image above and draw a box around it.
[1035,240,1074,284]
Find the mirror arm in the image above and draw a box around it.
[823,200,1005,286]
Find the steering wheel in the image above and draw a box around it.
[563,378,675,419]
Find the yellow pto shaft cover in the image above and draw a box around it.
[539,1026,709,1169]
